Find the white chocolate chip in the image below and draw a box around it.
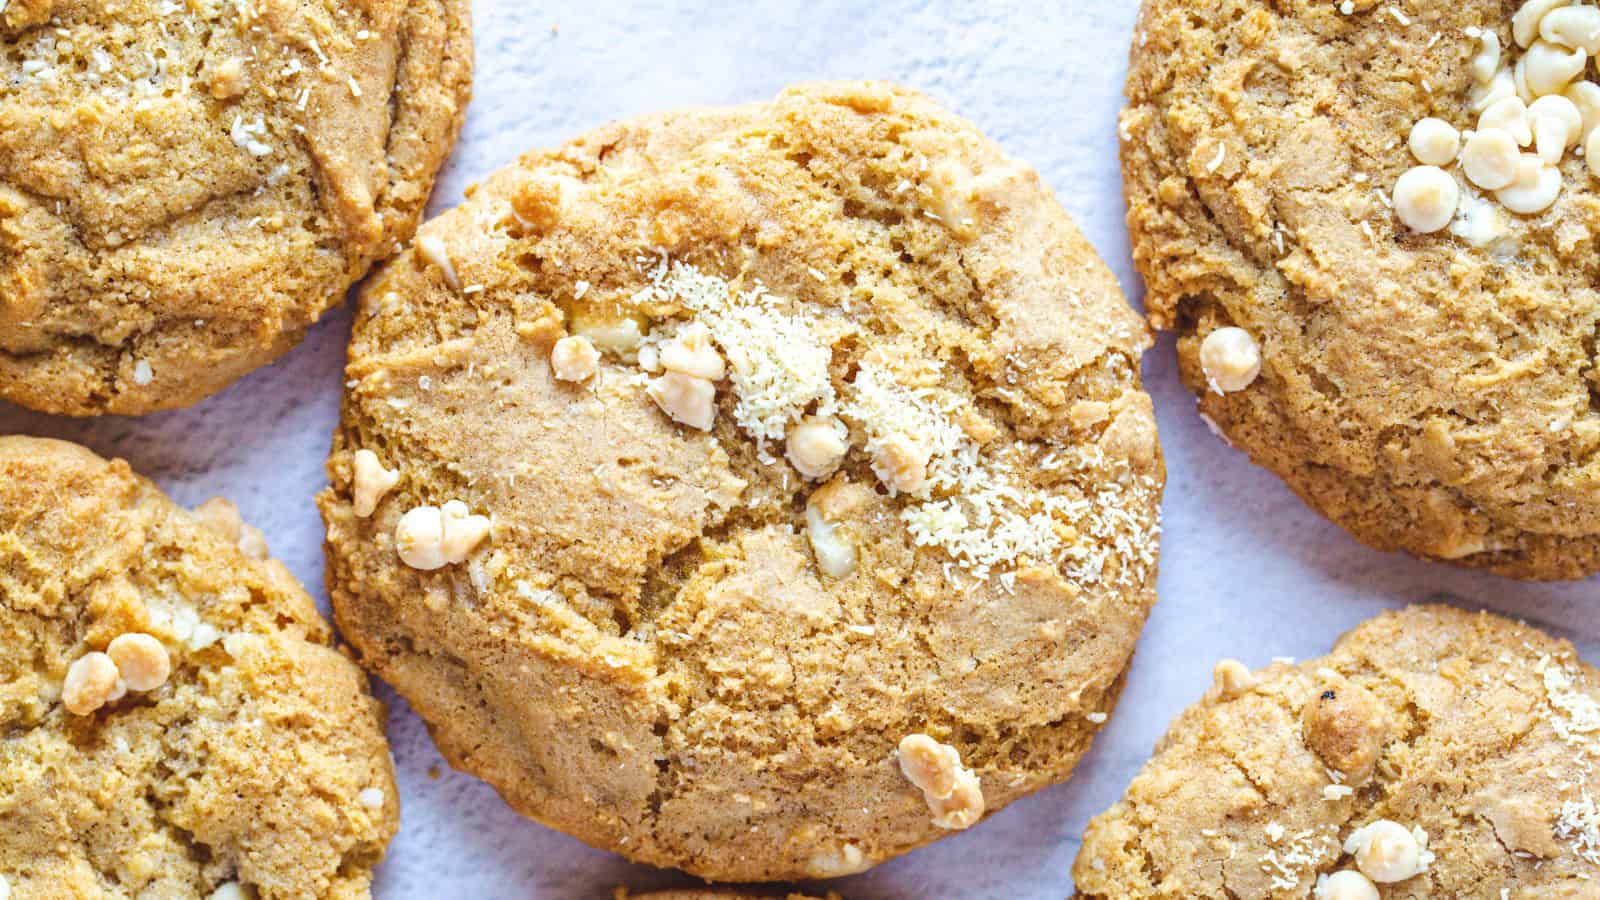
[1470,30,1502,84]
[1471,68,1517,113]
[871,432,930,495]
[1523,39,1586,97]
[1450,191,1511,248]
[1496,153,1562,213]
[132,359,154,386]
[1565,80,1600,140]
[1530,93,1583,155]
[107,633,171,693]
[1540,4,1600,53]
[415,234,460,290]
[1345,819,1430,883]
[550,335,600,383]
[1314,870,1380,900]
[62,652,120,716]
[1479,96,1533,146]
[1211,658,1258,698]
[358,787,386,809]
[785,416,849,480]
[1587,124,1600,176]
[646,372,717,431]
[1407,118,1460,165]
[1514,0,1571,49]
[1198,326,1262,393]
[897,734,985,831]
[1535,111,1571,162]
[1460,128,1522,189]
[395,500,491,570]
[0,874,9,900]
[351,449,401,518]
[805,498,857,579]
[209,883,251,900]
[657,322,725,381]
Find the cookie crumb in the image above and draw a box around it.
[352,449,401,518]
[209,57,247,99]
[551,335,600,383]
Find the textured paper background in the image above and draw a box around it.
[3,2,1595,896]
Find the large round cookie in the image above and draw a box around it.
[1122,0,1600,579]
[0,0,471,416]
[0,437,398,898]
[319,81,1163,880]
[1074,605,1600,898]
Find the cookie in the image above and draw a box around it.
[319,81,1163,880]
[0,437,398,898]
[1121,0,1600,579]
[0,0,472,416]
[1074,605,1600,898]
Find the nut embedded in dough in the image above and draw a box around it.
[786,416,849,480]
[1314,869,1379,900]
[550,335,600,383]
[1211,658,1258,698]
[658,322,725,381]
[1345,819,1430,883]
[107,633,172,693]
[1198,326,1262,393]
[395,501,491,570]
[62,651,121,716]
[646,371,717,431]
[871,432,930,495]
[897,733,986,830]
[352,449,401,518]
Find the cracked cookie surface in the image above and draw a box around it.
[1074,605,1600,898]
[1122,0,1600,579]
[0,437,398,899]
[319,81,1164,881]
[0,0,472,415]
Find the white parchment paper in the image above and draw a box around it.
[3,2,1595,896]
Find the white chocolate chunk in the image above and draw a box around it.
[1515,0,1571,49]
[550,335,600,383]
[351,449,400,518]
[395,500,491,570]
[1471,68,1517,113]
[1496,154,1563,213]
[805,499,857,578]
[1540,4,1600,53]
[1199,326,1263,392]
[1407,118,1460,165]
[1565,80,1600,141]
[897,734,985,831]
[1480,96,1533,146]
[1523,40,1586,97]
[785,416,849,480]
[647,372,717,431]
[1314,870,1380,900]
[657,322,725,381]
[1470,30,1502,84]
[1461,128,1522,189]
[414,234,460,290]
[1346,819,1432,883]
[209,883,250,900]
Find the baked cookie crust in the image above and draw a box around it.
[319,82,1164,880]
[1122,0,1600,579]
[0,437,399,898]
[0,0,472,415]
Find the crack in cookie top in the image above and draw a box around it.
[319,81,1164,881]
[0,0,471,415]
[1123,0,1600,579]
[1074,605,1600,898]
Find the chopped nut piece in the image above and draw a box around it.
[577,317,644,354]
[1407,118,1459,166]
[647,371,717,431]
[415,234,460,290]
[209,57,247,99]
[107,633,171,693]
[395,500,491,570]
[550,335,600,383]
[786,416,849,479]
[63,652,121,715]
[658,322,725,381]
[871,432,929,495]
[352,449,401,518]
[1345,819,1430,883]
[805,493,857,578]
[897,734,985,830]
[1461,128,1522,189]
[1198,326,1262,393]
[1314,870,1379,900]
[1391,165,1459,233]
[1211,658,1258,698]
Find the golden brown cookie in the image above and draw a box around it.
[0,437,399,898]
[1074,605,1600,898]
[319,81,1163,881]
[1121,0,1600,579]
[0,0,472,416]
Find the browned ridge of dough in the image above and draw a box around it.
[1074,605,1600,898]
[0,436,398,899]
[0,0,472,416]
[320,82,1164,881]
[1122,0,1600,579]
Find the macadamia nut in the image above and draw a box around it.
[897,734,985,830]
[871,432,930,495]
[1345,819,1432,883]
[107,633,171,693]
[658,322,725,381]
[352,449,401,518]
[647,371,718,431]
[551,335,600,383]
[395,500,491,570]
[1199,326,1262,393]
[62,652,121,716]
[786,416,849,480]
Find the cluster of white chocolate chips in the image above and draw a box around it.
[1393,0,1600,232]
[1314,819,1434,899]
[62,633,173,716]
